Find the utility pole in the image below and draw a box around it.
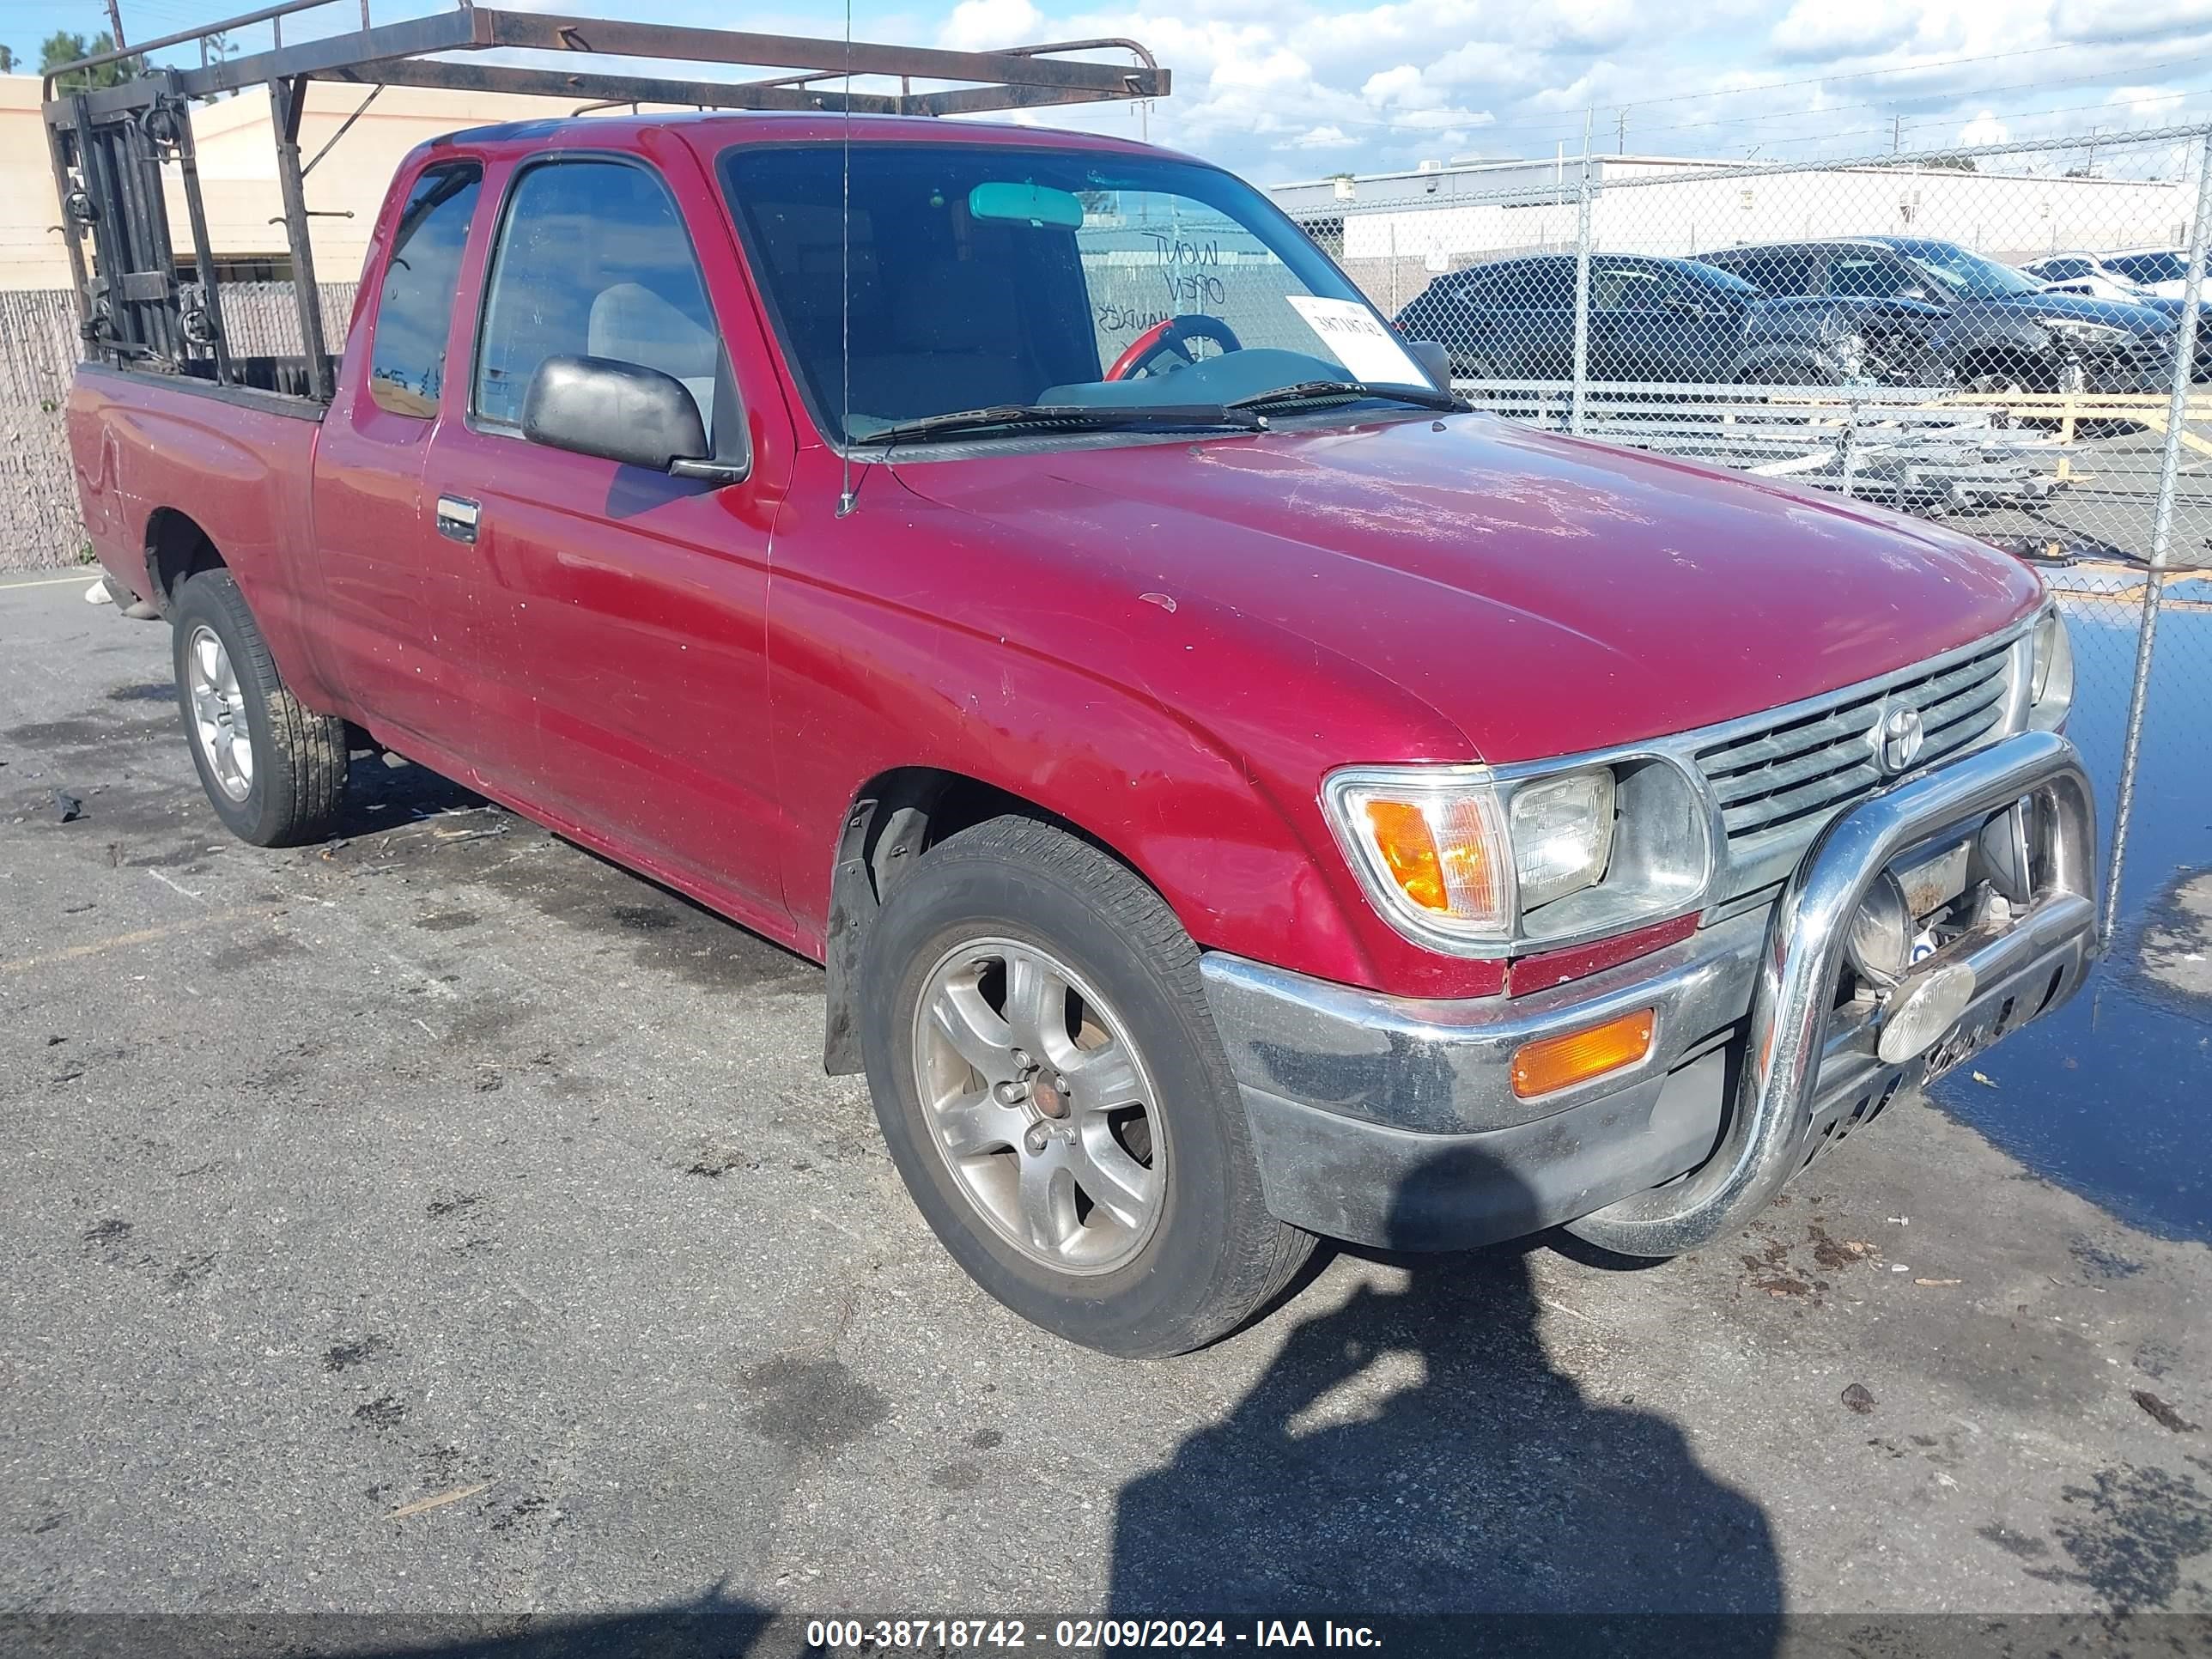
[1891,114,1901,155]
[105,0,127,47]
[1616,108,1626,155]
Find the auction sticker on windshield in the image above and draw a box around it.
[1285,295,1426,385]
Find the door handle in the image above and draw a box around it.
[435,495,481,544]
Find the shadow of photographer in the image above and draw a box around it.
[1107,1142,1783,1654]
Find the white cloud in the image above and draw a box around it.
[1212,45,1316,90]
[1769,0,1928,63]
[938,0,1044,51]
[1361,64,1431,106]
[2051,0,2212,46]
[1956,108,2010,146]
[880,0,2212,184]
[2118,84,2189,118]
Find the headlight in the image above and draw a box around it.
[2027,603,2075,731]
[1510,769,1614,908]
[1323,758,1709,954]
[2035,317,2130,347]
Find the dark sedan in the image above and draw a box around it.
[1392,253,1875,385]
[1696,237,2180,393]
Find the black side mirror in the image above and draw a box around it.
[522,355,745,484]
[1407,338,1451,388]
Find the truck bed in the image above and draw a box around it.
[69,362,343,715]
[179,355,340,404]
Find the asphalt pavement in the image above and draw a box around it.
[2,569,2209,1653]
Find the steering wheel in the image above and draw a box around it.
[1105,314,1243,380]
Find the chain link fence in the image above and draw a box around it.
[1291,123,2212,931]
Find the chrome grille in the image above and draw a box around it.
[1694,638,2016,848]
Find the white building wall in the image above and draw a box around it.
[1294,161,2191,274]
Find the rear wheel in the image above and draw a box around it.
[171,570,348,847]
[857,816,1311,1357]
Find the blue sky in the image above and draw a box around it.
[9,0,2212,182]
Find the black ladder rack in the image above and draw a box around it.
[42,0,1170,400]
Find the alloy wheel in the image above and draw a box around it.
[185,624,253,802]
[912,936,1165,1275]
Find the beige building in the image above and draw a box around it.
[1,72,595,291]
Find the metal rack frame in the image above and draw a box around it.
[41,0,1170,401]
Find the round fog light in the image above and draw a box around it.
[1846,872,1913,987]
[1877,961,1978,1065]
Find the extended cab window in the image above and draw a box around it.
[475,159,726,442]
[368,166,481,417]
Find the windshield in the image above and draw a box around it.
[720,143,1435,444]
[1882,239,2042,299]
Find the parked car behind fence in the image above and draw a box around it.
[2100,247,2208,306]
[2021,252,2212,378]
[1693,237,2182,393]
[1390,253,1882,386]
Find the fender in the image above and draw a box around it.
[767,453,1510,1017]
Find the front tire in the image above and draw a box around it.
[856,816,1311,1357]
[171,570,348,847]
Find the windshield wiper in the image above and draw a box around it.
[1226,380,1468,415]
[854,403,1265,447]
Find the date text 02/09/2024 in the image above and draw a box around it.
[803,1619,1384,1650]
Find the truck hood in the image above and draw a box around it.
[892,412,2042,764]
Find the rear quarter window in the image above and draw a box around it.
[368,166,482,417]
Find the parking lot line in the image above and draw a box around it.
[0,574,99,592]
[1,907,267,975]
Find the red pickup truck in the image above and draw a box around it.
[66,106,2097,1356]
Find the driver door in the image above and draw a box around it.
[422,151,792,919]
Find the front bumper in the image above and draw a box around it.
[2080,337,2181,393]
[1201,731,2098,1253]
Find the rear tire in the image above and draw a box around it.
[856,815,1312,1358]
[171,569,348,847]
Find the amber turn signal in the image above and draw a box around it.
[1510,1007,1656,1099]
[1361,797,1499,918]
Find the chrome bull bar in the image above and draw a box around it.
[1568,729,2098,1257]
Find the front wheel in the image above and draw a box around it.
[171,570,349,847]
[856,816,1311,1357]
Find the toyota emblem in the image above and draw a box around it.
[1873,704,1926,775]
